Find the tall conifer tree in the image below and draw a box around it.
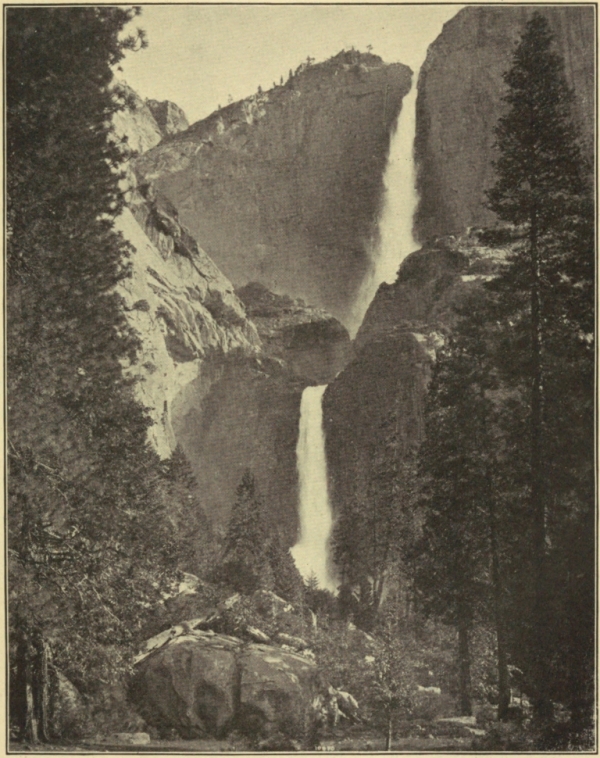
[485,12,593,722]
[6,8,190,740]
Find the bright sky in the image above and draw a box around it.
[119,4,462,125]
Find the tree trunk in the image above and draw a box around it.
[489,497,510,720]
[457,618,472,716]
[385,710,393,751]
[37,636,51,743]
[529,221,553,723]
[24,640,39,745]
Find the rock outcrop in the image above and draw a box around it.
[325,232,510,519]
[146,99,189,138]
[130,590,321,744]
[112,83,189,155]
[237,282,352,384]
[133,51,412,327]
[415,5,594,241]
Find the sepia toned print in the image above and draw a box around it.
[5,3,595,752]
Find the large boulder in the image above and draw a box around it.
[130,630,321,744]
[130,633,240,738]
[237,645,320,740]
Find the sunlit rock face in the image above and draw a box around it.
[133,51,411,328]
[146,99,189,138]
[112,82,189,154]
[116,189,260,459]
[415,5,594,241]
[112,82,164,155]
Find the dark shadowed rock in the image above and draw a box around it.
[326,231,511,521]
[237,282,352,384]
[130,633,240,738]
[237,644,319,740]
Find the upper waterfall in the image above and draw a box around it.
[348,73,420,336]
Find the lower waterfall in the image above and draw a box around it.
[290,385,337,591]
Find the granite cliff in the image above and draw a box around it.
[133,51,411,326]
[115,88,351,534]
[112,83,189,155]
[414,5,594,241]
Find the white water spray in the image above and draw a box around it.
[349,75,420,335]
[290,385,337,591]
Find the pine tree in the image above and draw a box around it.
[485,11,594,723]
[413,289,526,719]
[163,445,211,576]
[266,530,305,605]
[6,7,186,740]
[413,335,490,715]
[332,412,416,630]
[221,471,272,594]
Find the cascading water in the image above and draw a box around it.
[290,385,337,591]
[291,72,421,588]
[349,74,420,336]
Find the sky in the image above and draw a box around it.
[119,4,462,125]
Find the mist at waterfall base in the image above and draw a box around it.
[349,75,421,337]
[291,73,421,591]
[290,385,337,591]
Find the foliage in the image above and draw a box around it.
[5,6,202,741]
[412,10,594,731]
[332,409,418,630]
[220,471,304,603]
[484,11,594,723]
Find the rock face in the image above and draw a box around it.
[133,51,412,327]
[112,77,362,534]
[112,83,164,155]
[415,5,595,241]
[116,188,260,458]
[237,282,352,384]
[130,632,320,743]
[115,91,352,533]
[112,83,189,154]
[167,285,351,534]
[146,99,189,138]
[325,232,510,519]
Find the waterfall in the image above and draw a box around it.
[291,72,421,588]
[348,74,420,336]
[290,385,337,591]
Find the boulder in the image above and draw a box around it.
[237,644,320,740]
[130,631,322,743]
[130,633,240,738]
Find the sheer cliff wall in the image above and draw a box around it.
[414,5,595,241]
